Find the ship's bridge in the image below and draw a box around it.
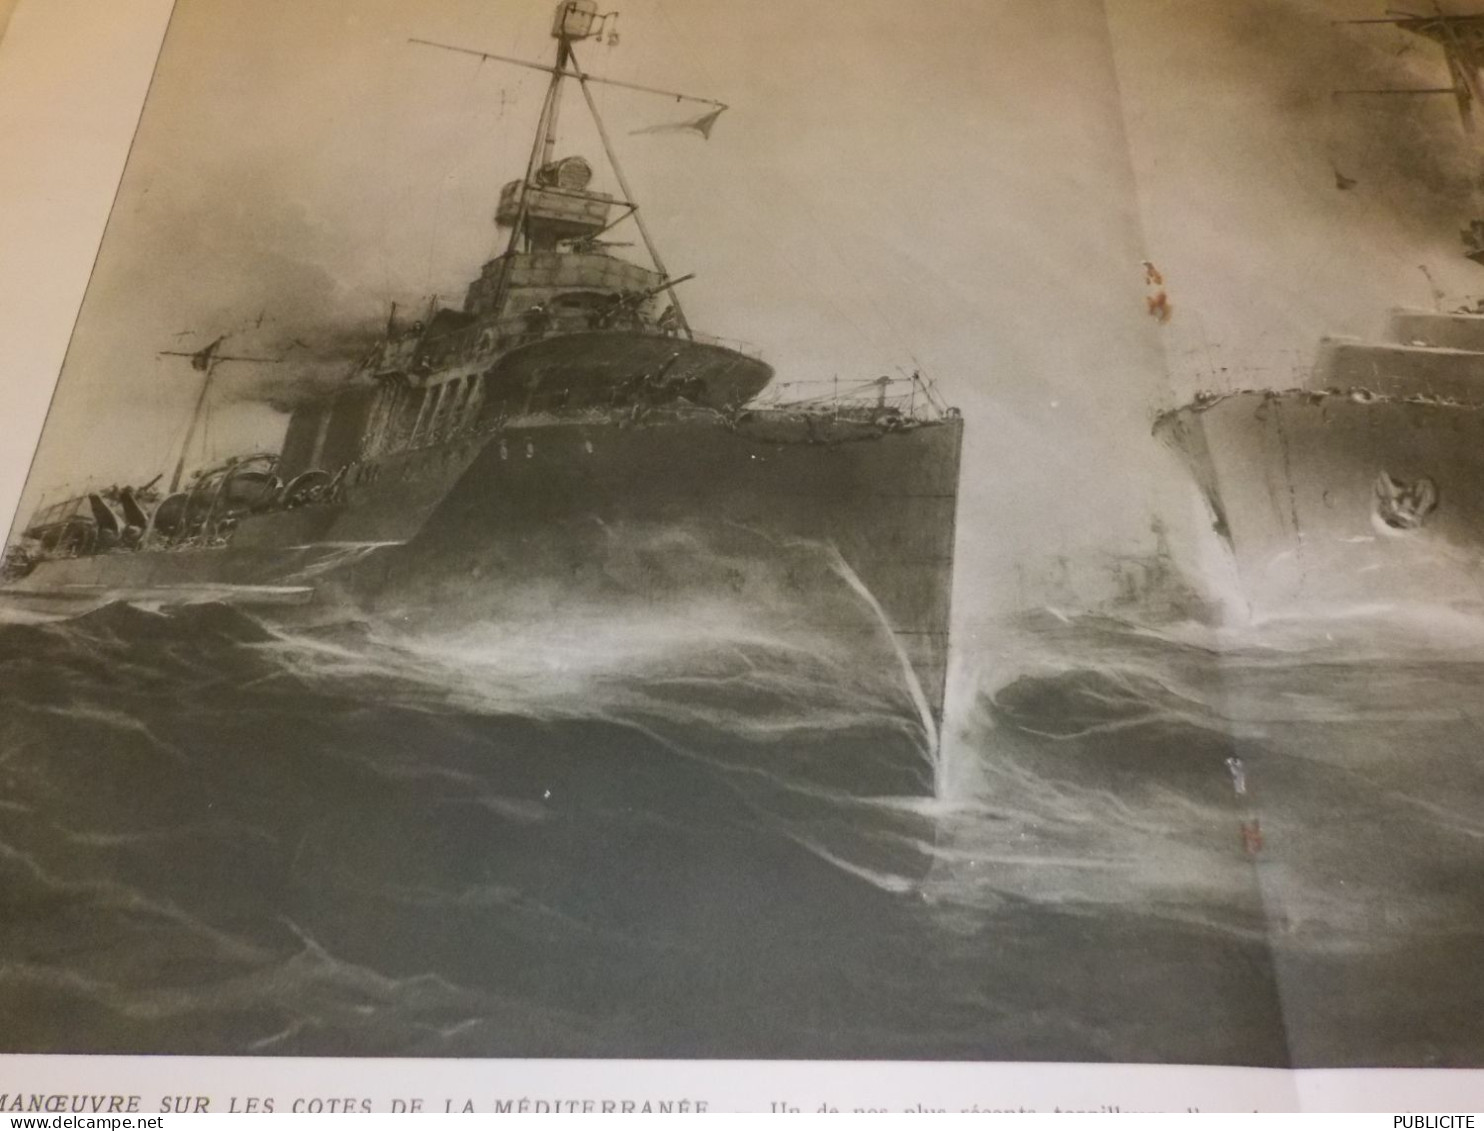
[463,153,666,329]
[463,250,662,320]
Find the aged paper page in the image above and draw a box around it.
[1,0,1482,1114]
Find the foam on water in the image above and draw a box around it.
[1,594,1481,1063]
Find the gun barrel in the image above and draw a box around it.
[640,272,696,301]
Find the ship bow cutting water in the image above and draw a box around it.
[1157,10,1484,615]
[1157,309,1484,610]
[2,1,965,786]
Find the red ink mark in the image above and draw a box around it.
[1240,819,1263,856]
[1141,261,1171,322]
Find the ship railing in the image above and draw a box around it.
[26,479,132,527]
[25,481,154,533]
[672,329,764,359]
[746,375,956,421]
[414,323,766,370]
[531,324,764,359]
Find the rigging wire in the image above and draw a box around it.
[1333,19,1484,308]
[153,354,193,488]
[483,5,550,263]
[648,0,919,371]
[152,351,202,490]
[199,382,213,472]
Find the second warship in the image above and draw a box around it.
[1157,10,1484,613]
[1157,310,1484,610]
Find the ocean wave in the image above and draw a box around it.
[1,595,1479,1062]
[930,606,1484,952]
[0,919,521,1056]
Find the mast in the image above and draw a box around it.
[1336,8,1484,132]
[170,358,219,494]
[541,37,570,171]
[418,2,720,337]
[159,336,279,493]
[509,34,570,260]
[569,43,693,339]
[1336,6,1484,262]
[487,5,583,321]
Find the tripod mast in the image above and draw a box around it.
[159,336,280,492]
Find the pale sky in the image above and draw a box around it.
[15,0,1484,624]
[1110,0,1484,393]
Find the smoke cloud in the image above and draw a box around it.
[213,320,385,414]
[96,161,430,413]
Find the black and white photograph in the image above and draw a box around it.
[2,0,1483,1078]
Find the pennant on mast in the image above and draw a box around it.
[630,105,726,139]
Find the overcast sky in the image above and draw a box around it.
[16,0,1484,624]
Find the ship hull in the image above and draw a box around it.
[6,411,963,795]
[1156,391,1484,612]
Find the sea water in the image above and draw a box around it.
[0,599,1480,1066]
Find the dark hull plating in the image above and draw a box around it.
[8,412,964,793]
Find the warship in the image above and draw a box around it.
[1156,312,1484,609]
[0,1,965,772]
[1156,11,1484,612]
